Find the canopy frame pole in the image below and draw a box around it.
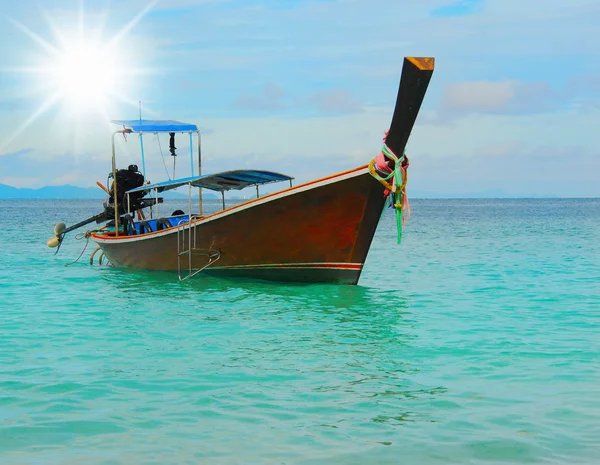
[139,133,146,178]
[197,130,202,216]
[155,188,159,218]
[189,132,194,177]
[188,183,192,227]
[221,191,225,210]
[111,131,122,237]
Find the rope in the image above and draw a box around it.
[65,224,110,267]
[368,131,410,244]
[156,134,171,180]
[65,230,95,266]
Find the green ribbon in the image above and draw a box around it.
[370,143,406,244]
[381,144,405,244]
[395,193,403,244]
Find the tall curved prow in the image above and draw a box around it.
[385,57,435,158]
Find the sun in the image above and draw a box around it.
[0,2,157,151]
[51,41,118,111]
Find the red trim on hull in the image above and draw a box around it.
[94,168,387,285]
[212,263,363,270]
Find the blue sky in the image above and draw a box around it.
[0,0,599,196]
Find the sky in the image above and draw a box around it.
[0,0,599,197]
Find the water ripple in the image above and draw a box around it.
[1,199,599,463]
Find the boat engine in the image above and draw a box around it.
[105,164,146,214]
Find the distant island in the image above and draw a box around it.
[0,183,558,199]
[0,183,218,200]
[408,189,558,199]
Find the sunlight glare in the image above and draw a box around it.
[52,42,117,110]
[1,1,157,149]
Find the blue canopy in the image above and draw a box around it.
[112,119,198,133]
[126,170,293,195]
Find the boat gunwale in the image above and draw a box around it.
[92,164,370,243]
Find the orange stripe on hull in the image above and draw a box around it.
[95,168,386,285]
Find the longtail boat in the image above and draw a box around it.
[48,57,434,284]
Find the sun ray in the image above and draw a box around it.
[8,18,60,58]
[91,3,111,44]
[0,66,48,73]
[41,10,70,52]
[4,0,159,155]
[107,0,159,48]
[0,92,62,153]
[113,93,158,116]
[78,0,85,38]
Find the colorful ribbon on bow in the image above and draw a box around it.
[368,132,410,244]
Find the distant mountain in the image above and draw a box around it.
[0,184,218,199]
[0,183,557,200]
[0,184,102,199]
[409,189,558,199]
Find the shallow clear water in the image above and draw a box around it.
[1,198,599,464]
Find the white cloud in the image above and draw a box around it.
[441,80,517,112]
[233,83,286,111]
[307,89,365,116]
[0,177,40,188]
[437,80,563,118]
[0,0,599,196]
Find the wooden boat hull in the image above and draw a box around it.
[93,166,387,284]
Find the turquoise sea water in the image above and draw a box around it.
[1,198,599,464]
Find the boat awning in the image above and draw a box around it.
[112,119,198,133]
[125,170,294,195]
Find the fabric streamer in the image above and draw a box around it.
[368,131,410,244]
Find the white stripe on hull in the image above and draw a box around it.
[93,166,370,245]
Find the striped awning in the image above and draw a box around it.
[125,170,293,195]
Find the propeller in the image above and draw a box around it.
[47,184,109,253]
[47,222,66,253]
[46,212,107,254]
